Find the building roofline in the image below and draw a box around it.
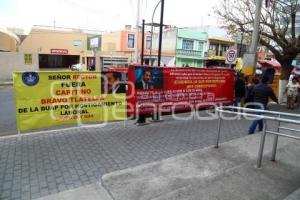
[0,28,21,44]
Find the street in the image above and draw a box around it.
[0,86,17,136]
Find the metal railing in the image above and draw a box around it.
[215,106,300,168]
[176,49,203,58]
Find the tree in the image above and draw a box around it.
[216,0,300,80]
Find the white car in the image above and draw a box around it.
[71,64,84,71]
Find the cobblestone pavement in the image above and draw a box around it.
[0,105,298,200]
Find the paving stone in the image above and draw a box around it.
[11,190,22,199]
[0,107,288,199]
[31,192,41,199]
[2,181,12,190]
[20,192,31,200]
[1,189,11,199]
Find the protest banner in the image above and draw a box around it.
[14,71,126,131]
[127,66,234,114]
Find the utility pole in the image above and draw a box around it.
[151,0,165,122]
[242,0,263,75]
[135,0,141,63]
[141,19,145,65]
[150,0,161,66]
[157,0,165,66]
[239,32,244,57]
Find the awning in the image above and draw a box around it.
[258,60,281,69]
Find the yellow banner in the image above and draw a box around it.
[13,71,126,131]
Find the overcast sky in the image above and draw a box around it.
[0,0,219,33]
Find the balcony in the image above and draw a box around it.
[208,50,227,57]
[176,49,203,59]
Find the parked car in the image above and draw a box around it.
[71,64,84,71]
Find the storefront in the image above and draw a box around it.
[39,49,80,69]
[18,28,92,70]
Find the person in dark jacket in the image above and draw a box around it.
[234,74,246,107]
[245,77,259,107]
[248,76,278,134]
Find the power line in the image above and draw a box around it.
[63,0,120,18]
[128,0,136,21]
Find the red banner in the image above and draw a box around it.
[127,66,234,115]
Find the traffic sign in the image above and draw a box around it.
[225,49,237,64]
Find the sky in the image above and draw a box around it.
[0,0,220,34]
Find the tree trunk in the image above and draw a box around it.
[279,62,294,80]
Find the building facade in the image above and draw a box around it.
[206,36,235,67]
[15,26,138,71]
[150,28,208,67]
[175,29,208,67]
[18,27,95,70]
[101,27,148,70]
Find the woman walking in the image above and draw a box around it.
[284,77,300,109]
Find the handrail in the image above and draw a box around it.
[215,108,300,125]
[215,106,300,168]
[219,106,300,118]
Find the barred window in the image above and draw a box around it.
[182,39,194,50]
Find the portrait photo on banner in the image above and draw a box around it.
[101,72,127,94]
[134,67,163,90]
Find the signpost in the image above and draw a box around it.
[225,49,237,69]
[89,37,99,71]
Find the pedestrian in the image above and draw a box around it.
[245,77,259,108]
[234,73,246,107]
[296,75,300,108]
[248,76,278,134]
[284,76,300,109]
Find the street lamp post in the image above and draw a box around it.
[157,0,165,67]
[149,0,161,65]
[141,19,145,65]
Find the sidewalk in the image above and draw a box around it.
[0,111,255,200]
[37,129,300,200]
[101,133,300,200]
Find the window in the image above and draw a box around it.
[209,44,218,51]
[198,42,204,51]
[222,45,229,52]
[101,57,129,69]
[24,54,32,65]
[182,39,194,50]
[128,34,135,48]
[146,36,152,49]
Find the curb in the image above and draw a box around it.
[0,82,13,86]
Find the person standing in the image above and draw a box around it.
[284,76,300,109]
[245,77,259,106]
[248,76,278,134]
[234,74,246,107]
